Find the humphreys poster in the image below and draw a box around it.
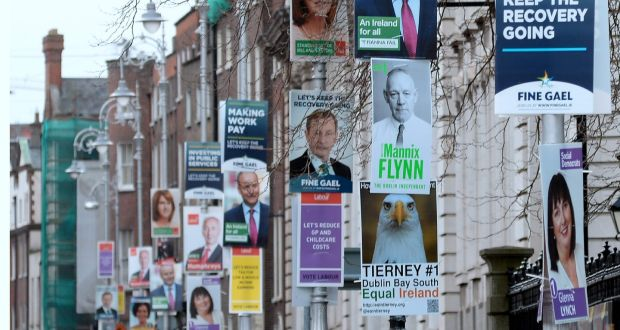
[495,0,595,114]
[184,206,224,272]
[185,141,223,200]
[355,0,437,59]
[229,247,263,314]
[186,275,223,330]
[359,181,438,315]
[370,58,432,194]
[540,143,588,323]
[290,0,349,61]
[289,90,354,193]
[296,193,343,287]
[128,246,152,289]
[222,99,268,172]
[97,241,114,279]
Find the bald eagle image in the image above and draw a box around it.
[372,194,427,264]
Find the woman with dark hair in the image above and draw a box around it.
[152,190,176,228]
[188,286,224,326]
[130,302,154,330]
[291,0,339,40]
[546,172,585,289]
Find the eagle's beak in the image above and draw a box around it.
[391,201,407,226]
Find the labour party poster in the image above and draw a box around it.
[289,90,354,193]
[370,58,432,194]
[359,181,438,315]
[222,99,268,172]
[230,247,263,314]
[185,141,223,200]
[540,143,588,324]
[495,0,595,114]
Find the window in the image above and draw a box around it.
[185,90,192,127]
[152,146,159,188]
[151,87,159,122]
[119,229,133,285]
[117,143,134,191]
[195,86,203,123]
[11,243,15,280]
[253,46,262,100]
[225,28,233,69]
[176,53,182,100]
[216,27,224,72]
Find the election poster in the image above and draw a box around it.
[355,0,437,59]
[117,285,125,315]
[370,58,432,194]
[540,143,588,323]
[495,0,595,114]
[222,170,270,248]
[128,246,152,289]
[290,0,349,61]
[222,99,269,172]
[129,297,156,330]
[289,90,354,193]
[151,188,181,238]
[184,206,224,272]
[230,247,263,314]
[149,262,183,311]
[97,241,114,279]
[186,275,223,330]
[359,181,438,315]
[185,141,224,200]
[95,285,119,321]
[296,193,343,287]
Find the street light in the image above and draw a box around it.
[610,196,620,240]
[140,1,164,33]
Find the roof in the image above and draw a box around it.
[55,78,108,119]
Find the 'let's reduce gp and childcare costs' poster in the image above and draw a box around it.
[495,0,594,114]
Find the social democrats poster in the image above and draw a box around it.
[495,0,595,114]
[296,193,343,287]
[186,275,223,330]
[359,181,438,315]
[184,206,224,272]
[290,0,349,61]
[229,247,263,314]
[289,90,354,193]
[540,143,588,324]
[222,99,268,172]
[185,141,223,200]
[370,58,432,194]
[355,0,437,59]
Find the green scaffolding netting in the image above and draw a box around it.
[41,119,99,329]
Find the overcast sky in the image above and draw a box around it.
[9,0,192,124]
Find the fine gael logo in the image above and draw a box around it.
[537,70,554,87]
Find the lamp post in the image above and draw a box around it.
[139,0,168,188]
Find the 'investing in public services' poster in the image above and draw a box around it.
[370,58,432,194]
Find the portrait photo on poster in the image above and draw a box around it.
[290,0,349,61]
[95,285,119,321]
[355,0,437,59]
[151,188,182,238]
[360,181,437,264]
[186,275,224,329]
[289,90,354,193]
[149,262,183,311]
[128,247,152,289]
[129,297,156,330]
[370,58,432,194]
[184,206,224,272]
[222,170,270,248]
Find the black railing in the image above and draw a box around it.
[507,241,620,328]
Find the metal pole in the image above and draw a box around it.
[238,313,252,330]
[237,1,248,100]
[199,2,209,142]
[159,24,168,188]
[542,114,564,328]
[102,142,110,242]
[309,62,329,330]
[115,183,120,283]
[134,80,145,246]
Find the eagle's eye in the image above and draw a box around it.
[407,202,414,210]
[383,202,391,210]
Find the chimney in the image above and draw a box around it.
[43,29,63,119]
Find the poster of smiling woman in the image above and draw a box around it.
[540,143,588,324]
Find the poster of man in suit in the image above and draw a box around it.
[128,247,152,289]
[355,0,437,59]
[150,262,183,311]
[184,206,224,272]
[289,90,354,193]
[223,171,270,247]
